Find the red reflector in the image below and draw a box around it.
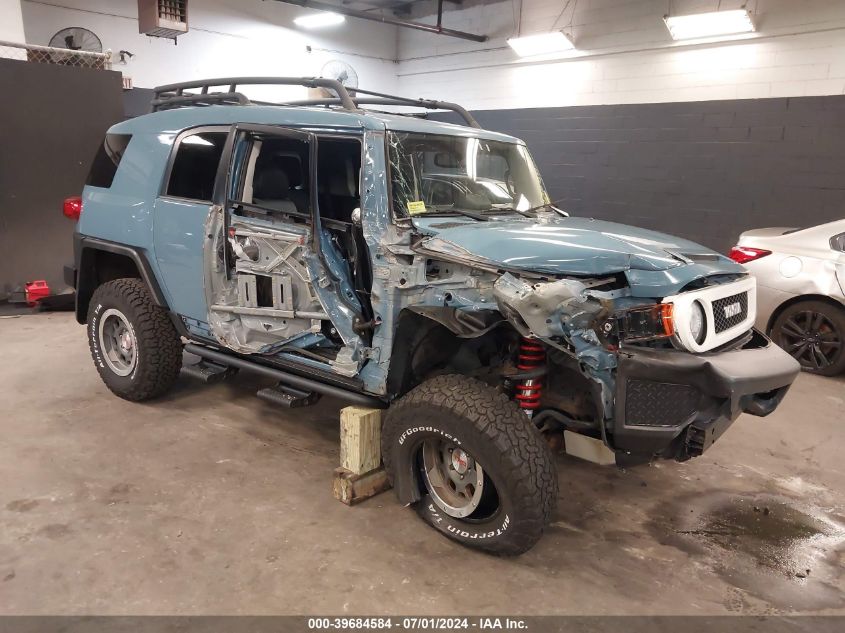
[63,196,82,220]
[729,246,771,264]
[25,280,50,306]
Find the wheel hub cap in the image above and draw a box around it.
[120,331,133,352]
[98,308,137,377]
[421,440,486,519]
[451,448,469,475]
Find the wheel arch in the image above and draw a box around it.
[75,235,169,324]
[765,293,845,334]
[385,306,509,400]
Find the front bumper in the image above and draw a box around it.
[611,329,800,462]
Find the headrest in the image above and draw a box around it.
[253,167,290,200]
[325,160,357,197]
[275,156,303,188]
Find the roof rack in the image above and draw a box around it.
[151,76,481,129]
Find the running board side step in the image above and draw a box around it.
[181,359,238,383]
[183,343,387,409]
[257,383,321,408]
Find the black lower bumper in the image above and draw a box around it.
[611,329,800,462]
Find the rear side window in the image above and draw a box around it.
[86,133,132,188]
[165,132,228,202]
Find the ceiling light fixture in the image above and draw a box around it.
[507,31,574,57]
[664,8,754,41]
[293,11,346,29]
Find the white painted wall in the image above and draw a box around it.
[17,0,845,110]
[396,0,845,109]
[21,0,399,97]
[0,0,26,42]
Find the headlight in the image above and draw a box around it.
[612,303,675,342]
[689,301,706,344]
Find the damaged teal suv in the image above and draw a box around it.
[67,77,800,555]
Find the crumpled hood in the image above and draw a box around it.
[413,215,744,294]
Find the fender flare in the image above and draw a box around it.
[74,233,168,323]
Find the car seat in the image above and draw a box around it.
[252,166,299,215]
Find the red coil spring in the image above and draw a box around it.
[515,336,546,412]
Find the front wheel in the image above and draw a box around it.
[382,375,558,556]
[771,300,845,376]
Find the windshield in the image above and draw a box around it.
[388,132,549,219]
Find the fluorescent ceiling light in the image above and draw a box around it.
[293,11,346,29]
[664,9,754,41]
[507,31,574,57]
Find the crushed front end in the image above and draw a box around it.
[612,329,797,462]
[383,128,799,466]
[484,255,801,466]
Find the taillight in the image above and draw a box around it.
[729,246,771,264]
[63,196,82,221]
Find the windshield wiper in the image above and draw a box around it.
[479,199,569,219]
[481,206,536,218]
[524,199,569,216]
[416,207,490,221]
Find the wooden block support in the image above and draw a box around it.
[339,406,382,475]
[334,406,390,505]
[332,467,391,506]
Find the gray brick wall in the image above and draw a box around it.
[436,96,845,254]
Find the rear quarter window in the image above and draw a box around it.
[86,133,132,188]
[165,131,228,202]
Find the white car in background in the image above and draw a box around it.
[730,219,845,376]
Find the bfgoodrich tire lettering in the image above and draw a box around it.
[87,278,182,401]
[382,375,558,555]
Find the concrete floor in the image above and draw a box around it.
[0,312,843,615]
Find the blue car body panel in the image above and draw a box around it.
[152,196,210,322]
[413,215,744,296]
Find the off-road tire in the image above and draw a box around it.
[771,300,845,376]
[87,278,182,401]
[382,374,558,556]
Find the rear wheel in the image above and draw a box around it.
[771,300,845,376]
[87,278,183,400]
[382,375,558,555]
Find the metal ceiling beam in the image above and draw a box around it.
[273,0,488,42]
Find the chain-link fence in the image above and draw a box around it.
[0,40,112,70]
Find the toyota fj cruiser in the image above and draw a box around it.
[66,77,800,555]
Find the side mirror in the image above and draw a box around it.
[351,207,362,225]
